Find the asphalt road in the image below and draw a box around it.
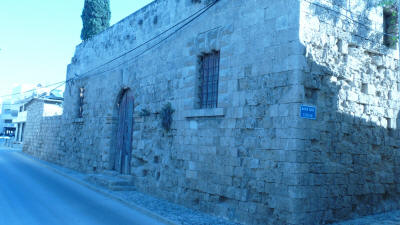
[0,149,166,225]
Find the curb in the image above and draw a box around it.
[17,151,179,225]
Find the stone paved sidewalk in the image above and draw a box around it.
[331,210,400,225]
[20,152,241,225]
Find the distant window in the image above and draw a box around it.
[11,110,18,117]
[384,7,398,48]
[4,120,12,124]
[199,51,220,108]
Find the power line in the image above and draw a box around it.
[304,0,398,38]
[303,11,385,47]
[48,81,67,94]
[73,0,396,83]
[0,80,66,99]
[0,1,220,99]
[302,0,399,46]
[0,81,66,107]
[75,0,220,79]
[36,81,67,100]
[317,0,373,19]
[72,0,220,82]
[0,0,396,99]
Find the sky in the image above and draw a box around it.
[0,0,153,99]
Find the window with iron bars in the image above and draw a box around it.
[199,51,220,108]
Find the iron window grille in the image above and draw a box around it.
[199,51,220,108]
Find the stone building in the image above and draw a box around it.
[23,98,63,161]
[24,0,400,224]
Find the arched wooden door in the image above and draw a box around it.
[115,89,134,174]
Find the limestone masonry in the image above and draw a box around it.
[23,0,400,224]
[23,98,63,162]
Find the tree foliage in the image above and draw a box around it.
[80,0,111,41]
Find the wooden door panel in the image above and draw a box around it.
[115,90,134,174]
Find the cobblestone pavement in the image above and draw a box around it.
[331,210,400,225]
[21,151,241,225]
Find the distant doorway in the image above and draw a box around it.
[114,89,134,174]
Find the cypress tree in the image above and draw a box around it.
[80,0,111,41]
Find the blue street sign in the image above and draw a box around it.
[300,105,316,120]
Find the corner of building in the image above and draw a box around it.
[296,0,400,224]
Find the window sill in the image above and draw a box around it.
[73,118,84,123]
[184,108,225,118]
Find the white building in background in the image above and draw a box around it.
[0,100,19,136]
[0,84,34,137]
[0,84,64,142]
[11,84,37,100]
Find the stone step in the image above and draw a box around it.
[103,170,133,180]
[108,185,136,191]
[86,172,135,191]
[102,169,119,176]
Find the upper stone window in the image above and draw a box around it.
[383,7,398,48]
[199,51,220,108]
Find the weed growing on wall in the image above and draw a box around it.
[140,108,151,117]
[380,0,399,47]
[161,103,175,132]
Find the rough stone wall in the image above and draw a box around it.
[23,100,63,163]
[297,0,400,224]
[62,0,306,224]
[23,0,400,224]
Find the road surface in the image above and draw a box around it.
[0,148,166,225]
